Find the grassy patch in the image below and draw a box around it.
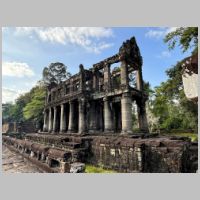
[85,165,117,173]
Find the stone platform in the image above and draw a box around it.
[2,133,198,173]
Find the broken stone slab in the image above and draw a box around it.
[70,162,85,173]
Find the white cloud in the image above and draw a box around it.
[145,29,165,39]
[2,87,26,103]
[161,51,171,58]
[2,62,35,77]
[14,27,114,53]
[156,50,171,59]
[145,27,179,39]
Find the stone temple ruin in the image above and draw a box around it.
[43,36,148,135]
[3,37,198,173]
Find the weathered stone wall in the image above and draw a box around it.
[87,136,198,173]
[2,121,36,133]
[3,134,198,173]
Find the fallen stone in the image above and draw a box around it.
[70,162,85,173]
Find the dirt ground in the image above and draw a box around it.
[2,145,42,173]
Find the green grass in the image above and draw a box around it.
[85,165,117,173]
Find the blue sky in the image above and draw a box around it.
[2,27,191,103]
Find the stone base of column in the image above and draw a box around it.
[49,130,55,134]
[104,129,114,134]
[78,130,87,134]
[120,130,133,135]
[67,129,77,134]
[59,130,66,134]
[43,126,48,132]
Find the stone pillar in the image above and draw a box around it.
[103,97,113,132]
[70,79,73,93]
[93,69,98,91]
[53,106,57,132]
[136,67,143,91]
[79,64,85,92]
[121,92,133,134]
[120,60,129,91]
[104,63,111,92]
[43,109,48,132]
[48,108,53,132]
[68,101,75,132]
[60,104,66,133]
[89,101,97,131]
[137,100,149,132]
[78,98,86,134]
[99,103,103,131]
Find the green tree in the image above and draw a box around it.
[151,62,198,132]
[43,62,71,86]
[23,83,46,126]
[164,27,198,53]
[149,27,198,132]
[10,92,32,122]
[2,103,15,123]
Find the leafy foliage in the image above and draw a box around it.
[23,85,46,123]
[3,92,32,123]
[2,82,46,130]
[3,61,72,131]
[150,62,198,132]
[146,27,199,133]
[43,62,71,86]
[164,27,198,53]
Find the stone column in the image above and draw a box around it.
[70,79,73,93]
[60,104,66,133]
[103,97,113,132]
[79,64,85,92]
[78,98,86,133]
[136,67,143,91]
[89,101,97,131]
[48,108,52,132]
[68,101,75,132]
[121,92,133,134]
[120,60,129,91]
[93,69,98,91]
[53,106,57,132]
[99,103,103,131]
[137,100,149,132]
[43,109,48,132]
[104,63,111,92]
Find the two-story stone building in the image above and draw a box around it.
[43,36,149,134]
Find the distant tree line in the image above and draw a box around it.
[2,63,71,130]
